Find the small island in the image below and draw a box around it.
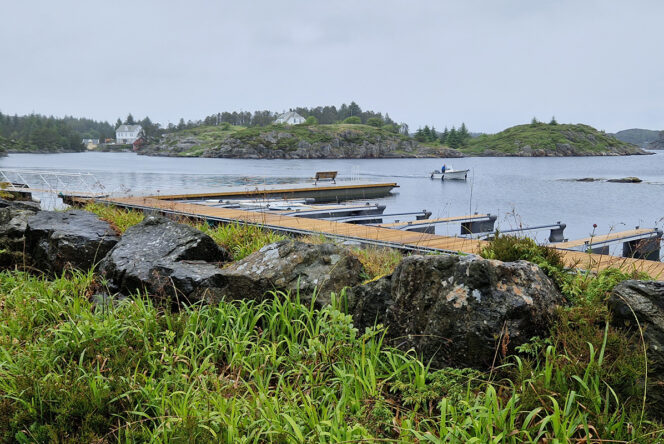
[138,116,648,159]
[0,106,651,158]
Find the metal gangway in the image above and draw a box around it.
[0,169,109,208]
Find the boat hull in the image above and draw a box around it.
[430,169,469,180]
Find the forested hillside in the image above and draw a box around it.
[0,112,114,152]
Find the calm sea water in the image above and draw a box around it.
[2,152,663,248]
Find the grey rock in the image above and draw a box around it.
[0,202,40,268]
[347,254,564,369]
[26,210,119,274]
[607,177,642,183]
[609,280,664,417]
[99,216,230,304]
[214,240,365,307]
[0,198,41,211]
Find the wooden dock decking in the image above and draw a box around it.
[146,181,398,202]
[104,196,664,278]
[550,228,659,249]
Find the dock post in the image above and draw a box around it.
[548,223,566,243]
[622,229,662,261]
[460,214,497,235]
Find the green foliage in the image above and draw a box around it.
[0,270,660,442]
[83,202,145,233]
[343,116,361,124]
[195,221,286,260]
[480,234,568,286]
[366,117,383,128]
[0,112,115,152]
[463,122,637,155]
[304,115,318,125]
[350,246,403,281]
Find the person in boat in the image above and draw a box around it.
[441,164,446,174]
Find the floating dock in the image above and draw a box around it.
[101,195,664,277]
[143,181,399,204]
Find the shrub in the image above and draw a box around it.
[479,234,567,286]
[343,116,361,124]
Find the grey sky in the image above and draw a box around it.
[1,0,662,133]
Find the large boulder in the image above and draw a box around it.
[608,280,664,417]
[347,254,565,369]
[99,216,230,304]
[26,210,119,274]
[214,240,365,307]
[0,200,40,268]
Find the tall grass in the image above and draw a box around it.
[1,270,662,442]
[84,202,144,233]
[84,202,285,261]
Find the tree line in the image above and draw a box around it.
[0,112,115,152]
[172,102,402,133]
[414,123,471,148]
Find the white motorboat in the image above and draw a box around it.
[430,168,469,180]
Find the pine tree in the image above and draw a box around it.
[115,118,122,129]
[430,126,437,142]
[549,116,558,125]
[440,127,449,144]
[447,127,460,149]
[125,114,135,125]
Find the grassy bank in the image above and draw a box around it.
[1,205,662,441]
[1,269,661,442]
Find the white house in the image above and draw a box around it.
[115,124,143,144]
[274,111,305,125]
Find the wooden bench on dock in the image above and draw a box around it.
[314,171,337,184]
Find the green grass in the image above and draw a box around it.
[1,270,662,442]
[5,205,661,441]
[462,122,637,155]
[84,202,145,233]
[84,203,285,261]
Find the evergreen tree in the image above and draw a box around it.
[115,118,122,129]
[414,127,426,142]
[549,116,558,125]
[447,127,460,149]
[422,125,431,141]
[440,127,449,144]
[125,114,135,125]
[429,126,436,142]
[530,117,539,125]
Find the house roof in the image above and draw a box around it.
[116,124,142,132]
[274,111,305,124]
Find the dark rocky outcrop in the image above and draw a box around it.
[26,210,119,274]
[99,216,230,304]
[213,240,365,307]
[609,280,664,417]
[347,254,565,369]
[607,177,642,183]
[139,127,463,159]
[0,200,41,268]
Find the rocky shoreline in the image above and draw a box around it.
[139,130,649,159]
[139,130,463,159]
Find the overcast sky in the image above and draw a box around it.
[1,0,662,133]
